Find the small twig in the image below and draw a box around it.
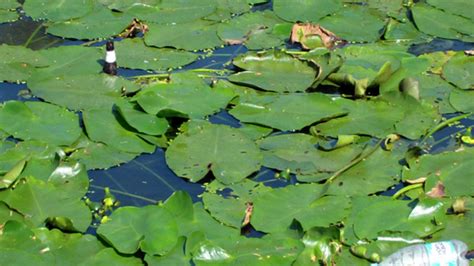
[24,23,43,47]
[420,113,472,144]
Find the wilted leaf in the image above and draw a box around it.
[291,23,342,50]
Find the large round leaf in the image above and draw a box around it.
[0,101,81,146]
[115,38,198,71]
[320,5,386,42]
[166,121,262,184]
[97,205,178,255]
[82,108,155,154]
[28,74,139,111]
[47,5,133,40]
[427,0,474,20]
[23,0,94,22]
[442,53,474,90]
[145,20,223,51]
[273,0,342,22]
[116,100,169,136]
[229,50,317,93]
[229,93,345,131]
[449,89,474,113]
[411,3,474,42]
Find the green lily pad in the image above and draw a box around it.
[206,0,250,21]
[134,73,234,119]
[258,133,364,175]
[313,92,439,139]
[47,4,133,40]
[442,53,474,90]
[319,5,386,42]
[0,44,48,81]
[28,74,139,111]
[229,50,318,93]
[83,108,155,154]
[295,226,341,265]
[251,184,351,233]
[0,101,81,146]
[23,0,94,22]
[97,205,179,255]
[33,45,103,78]
[116,100,169,136]
[217,11,284,49]
[145,20,223,51]
[0,9,18,23]
[411,3,474,42]
[69,135,139,170]
[0,176,91,232]
[450,89,474,113]
[145,236,189,266]
[0,0,19,9]
[403,148,474,197]
[229,93,345,131]
[166,121,262,184]
[112,0,216,24]
[115,38,198,71]
[273,0,342,22]
[427,0,474,20]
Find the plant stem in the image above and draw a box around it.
[24,23,43,47]
[392,183,423,199]
[89,184,158,204]
[325,139,383,184]
[420,113,472,144]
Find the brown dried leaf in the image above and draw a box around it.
[426,181,445,198]
[224,39,245,45]
[242,202,253,226]
[290,23,342,50]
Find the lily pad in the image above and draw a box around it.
[0,176,91,232]
[82,108,155,154]
[251,184,351,232]
[229,93,345,131]
[47,4,133,40]
[319,5,386,42]
[426,0,474,20]
[145,20,223,51]
[442,53,474,90]
[411,3,474,42]
[217,11,285,49]
[23,0,94,22]
[113,0,216,24]
[403,148,474,197]
[134,73,234,119]
[116,100,169,136]
[0,0,19,9]
[28,74,139,111]
[449,89,474,113]
[229,50,318,93]
[0,101,81,146]
[273,0,342,22]
[0,9,18,23]
[115,38,198,71]
[97,205,179,255]
[165,121,262,184]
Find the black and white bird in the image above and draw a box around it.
[103,41,117,75]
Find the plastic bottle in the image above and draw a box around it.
[376,240,470,266]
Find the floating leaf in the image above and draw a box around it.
[0,101,81,146]
[427,0,474,20]
[442,53,474,90]
[403,148,474,197]
[145,237,189,266]
[145,20,223,51]
[290,23,342,50]
[115,38,198,71]
[166,121,262,184]
[0,176,91,232]
[229,93,345,131]
[411,3,474,42]
[217,11,284,49]
[0,159,26,189]
[319,5,386,42]
[47,4,133,40]
[0,9,18,23]
[23,0,94,22]
[450,89,474,113]
[28,74,138,111]
[116,99,169,136]
[0,0,19,9]
[97,205,178,255]
[134,73,234,119]
[83,108,155,154]
[251,184,351,233]
[229,50,318,92]
[273,0,342,22]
